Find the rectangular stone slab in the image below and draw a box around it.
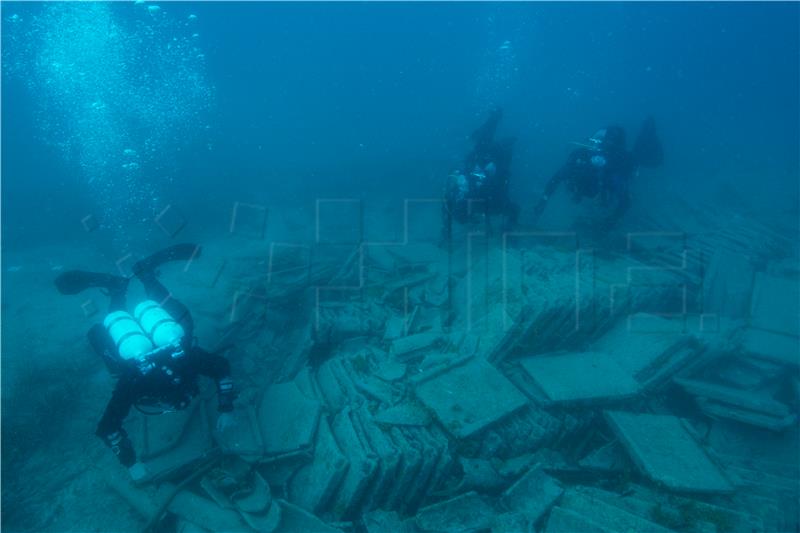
[415,357,527,439]
[259,381,321,455]
[592,314,690,378]
[750,273,800,337]
[605,411,733,493]
[520,352,640,404]
[288,417,348,514]
[741,328,799,367]
[500,465,563,523]
[415,491,493,533]
[674,377,791,418]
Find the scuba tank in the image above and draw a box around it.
[134,300,185,348]
[103,311,154,361]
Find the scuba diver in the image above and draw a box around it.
[54,244,235,483]
[532,116,663,230]
[443,108,520,234]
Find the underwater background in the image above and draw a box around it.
[2,2,799,532]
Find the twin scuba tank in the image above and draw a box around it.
[103,300,185,372]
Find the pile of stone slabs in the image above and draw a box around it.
[414,357,528,439]
[604,411,734,494]
[518,352,640,406]
[259,380,322,456]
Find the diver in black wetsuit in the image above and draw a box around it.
[444,108,520,232]
[533,117,663,230]
[54,244,235,483]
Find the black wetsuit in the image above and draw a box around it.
[445,109,520,228]
[539,145,636,227]
[91,273,233,467]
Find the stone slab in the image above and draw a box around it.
[259,381,321,455]
[374,401,433,427]
[703,249,754,317]
[329,408,378,519]
[545,506,609,533]
[520,352,640,404]
[415,358,527,439]
[674,377,791,418]
[288,417,348,514]
[415,491,494,533]
[592,314,689,378]
[274,499,343,533]
[605,411,733,493]
[558,488,674,533]
[750,273,800,337]
[741,328,799,367]
[500,465,563,523]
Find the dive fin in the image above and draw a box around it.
[55,270,129,295]
[132,243,201,279]
[633,116,663,168]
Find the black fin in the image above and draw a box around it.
[55,270,128,295]
[633,116,663,168]
[132,243,201,279]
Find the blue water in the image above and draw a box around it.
[2,2,799,532]
[4,2,798,250]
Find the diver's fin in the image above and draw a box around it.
[469,107,503,144]
[633,116,663,168]
[132,243,201,279]
[55,270,129,295]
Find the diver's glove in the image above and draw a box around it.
[106,430,136,467]
[128,462,149,484]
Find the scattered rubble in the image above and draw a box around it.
[113,212,799,533]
